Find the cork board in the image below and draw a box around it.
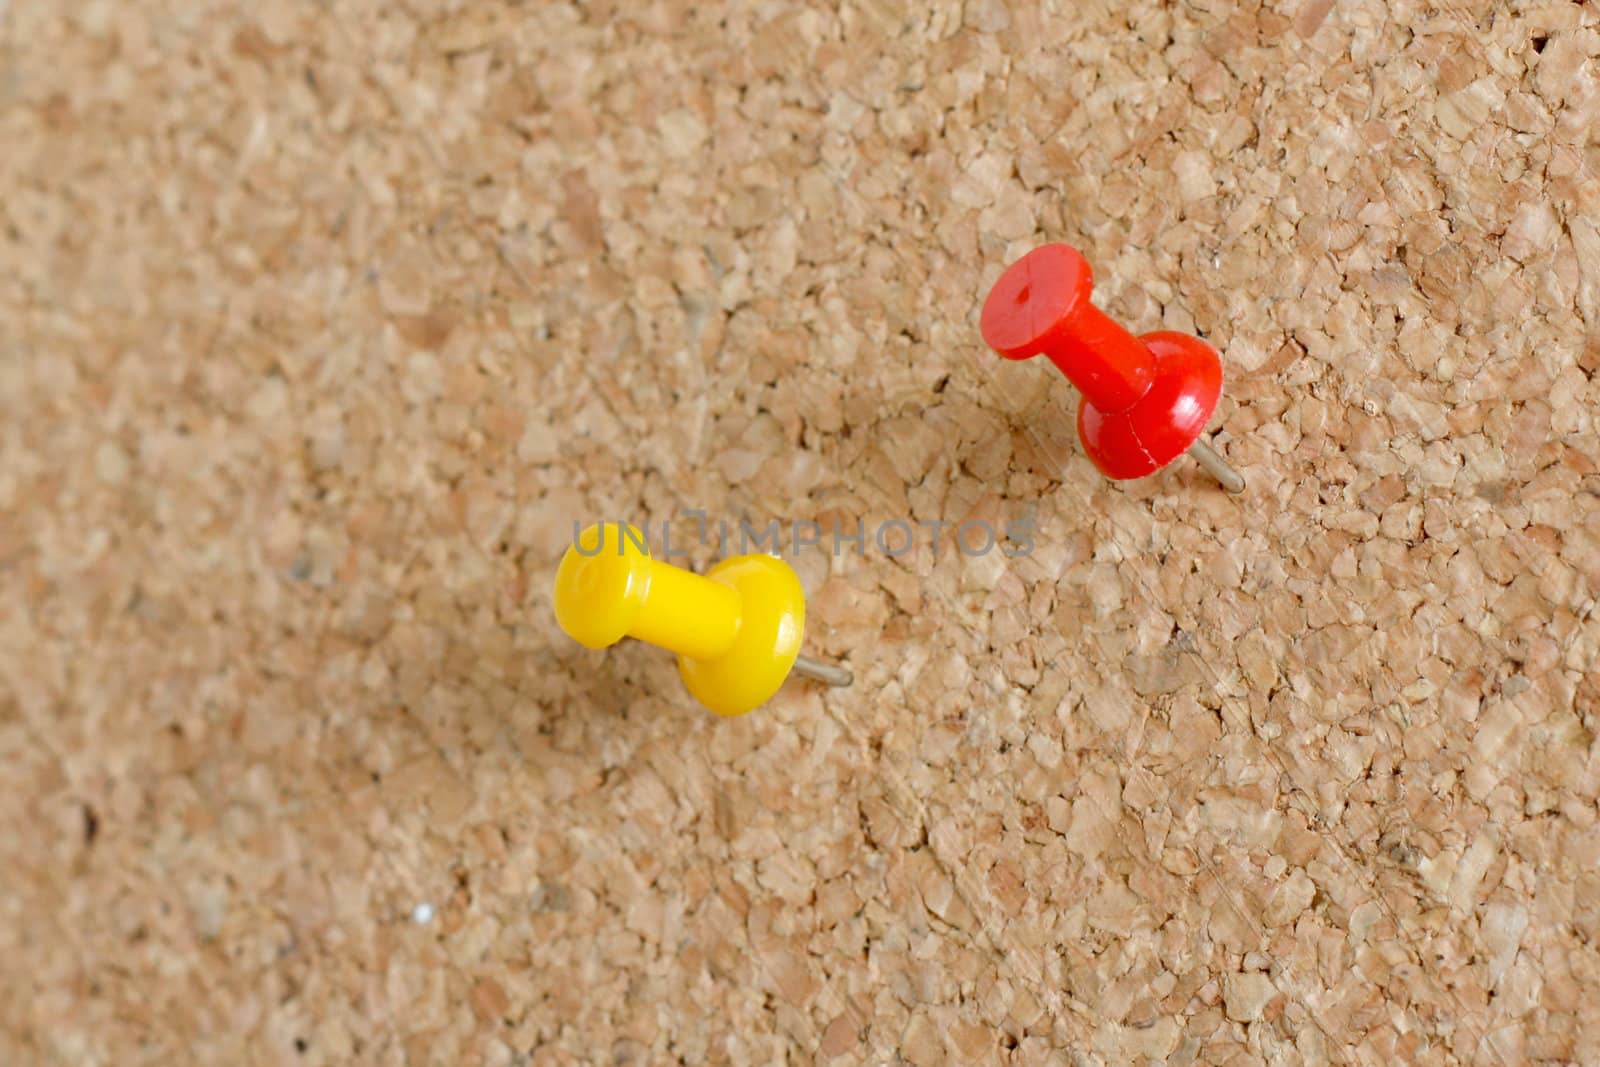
[3,0,1599,1064]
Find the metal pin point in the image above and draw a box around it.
[1186,439,1245,493]
[791,654,853,688]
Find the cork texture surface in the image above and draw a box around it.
[4,0,1600,1063]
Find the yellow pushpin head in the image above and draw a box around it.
[680,552,803,716]
[553,522,836,716]
[552,523,654,649]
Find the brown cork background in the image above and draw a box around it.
[4,0,1600,1064]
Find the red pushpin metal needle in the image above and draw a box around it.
[980,244,1244,492]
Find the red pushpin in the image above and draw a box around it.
[980,244,1244,492]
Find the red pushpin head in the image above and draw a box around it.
[981,244,1231,485]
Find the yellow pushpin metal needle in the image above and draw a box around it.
[553,522,852,716]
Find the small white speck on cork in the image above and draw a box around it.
[412,903,435,925]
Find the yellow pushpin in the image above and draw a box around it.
[553,522,852,716]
